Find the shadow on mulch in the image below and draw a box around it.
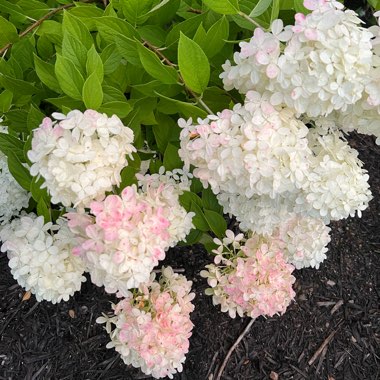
[1,134,379,380]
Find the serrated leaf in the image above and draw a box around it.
[204,209,226,238]
[86,45,104,82]
[249,0,273,17]
[136,42,178,84]
[82,72,103,109]
[55,54,85,100]
[33,54,61,93]
[202,0,239,14]
[7,151,32,191]
[178,33,210,94]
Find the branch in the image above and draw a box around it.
[0,0,96,56]
[215,318,255,380]
[238,12,266,30]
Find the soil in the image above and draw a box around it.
[0,133,379,380]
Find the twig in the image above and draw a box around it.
[0,0,96,56]
[308,323,342,366]
[238,12,265,29]
[153,268,185,273]
[215,318,255,380]
[206,350,219,379]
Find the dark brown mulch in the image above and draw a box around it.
[0,133,379,380]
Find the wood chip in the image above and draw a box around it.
[269,371,279,380]
[68,309,75,318]
[22,291,31,301]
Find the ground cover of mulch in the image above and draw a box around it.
[0,132,379,380]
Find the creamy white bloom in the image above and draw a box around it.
[27,110,136,208]
[275,215,331,269]
[179,92,312,200]
[0,214,86,303]
[302,128,372,221]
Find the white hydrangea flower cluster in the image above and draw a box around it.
[97,267,194,379]
[66,172,194,296]
[0,213,86,303]
[274,214,331,269]
[27,110,136,208]
[179,91,311,200]
[302,128,372,222]
[221,0,375,118]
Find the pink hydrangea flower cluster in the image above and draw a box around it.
[201,230,296,319]
[28,110,136,208]
[97,267,195,379]
[66,174,194,296]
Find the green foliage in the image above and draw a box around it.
[0,0,324,250]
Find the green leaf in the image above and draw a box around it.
[7,151,32,191]
[271,0,280,21]
[204,16,229,58]
[4,109,28,134]
[181,228,202,245]
[118,165,138,190]
[86,45,104,83]
[27,104,45,133]
[202,187,222,213]
[138,25,166,47]
[0,16,19,46]
[0,74,38,96]
[62,33,88,73]
[100,44,121,75]
[152,113,176,153]
[156,92,208,119]
[95,16,138,42]
[190,201,210,231]
[136,42,178,84]
[45,96,83,111]
[202,0,239,14]
[204,209,226,238]
[62,11,93,49]
[34,54,61,93]
[114,35,140,65]
[37,197,51,223]
[178,33,210,94]
[0,90,12,113]
[98,101,132,118]
[36,20,63,45]
[0,133,25,162]
[179,191,203,210]
[0,0,27,21]
[249,0,273,17]
[55,54,85,100]
[144,0,171,15]
[165,13,205,46]
[163,142,182,171]
[120,0,154,25]
[30,175,50,203]
[193,23,207,49]
[82,72,103,109]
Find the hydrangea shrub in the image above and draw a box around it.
[0,0,379,378]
